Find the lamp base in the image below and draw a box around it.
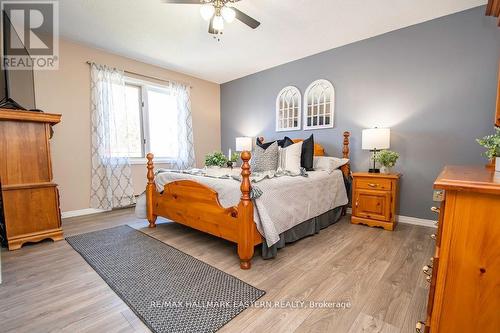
[368,168,380,173]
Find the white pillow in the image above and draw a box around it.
[313,156,349,173]
[278,141,303,175]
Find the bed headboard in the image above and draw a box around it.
[257,132,350,159]
[257,132,351,179]
[291,139,325,156]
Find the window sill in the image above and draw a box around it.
[129,157,176,165]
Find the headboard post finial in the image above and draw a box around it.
[343,131,350,159]
[240,151,252,202]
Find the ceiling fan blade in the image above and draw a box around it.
[208,16,216,34]
[233,7,260,29]
[161,0,202,4]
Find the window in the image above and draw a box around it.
[110,78,179,163]
[304,79,334,130]
[276,86,301,131]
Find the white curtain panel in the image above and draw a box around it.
[171,82,195,169]
[90,63,136,210]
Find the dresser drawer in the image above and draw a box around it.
[356,177,392,191]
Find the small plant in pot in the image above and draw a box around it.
[476,127,500,172]
[204,151,228,168]
[374,150,400,174]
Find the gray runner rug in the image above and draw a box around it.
[66,225,265,333]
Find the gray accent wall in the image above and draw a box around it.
[221,6,500,220]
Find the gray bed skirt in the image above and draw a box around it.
[261,206,344,259]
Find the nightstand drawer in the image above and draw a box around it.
[356,177,392,191]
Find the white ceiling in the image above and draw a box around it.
[59,0,487,83]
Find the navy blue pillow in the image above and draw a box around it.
[300,134,314,171]
[256,137,294,149]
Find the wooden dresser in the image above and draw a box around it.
[0,109,63,250]
[351,172,401,231]
[417,166,500,332]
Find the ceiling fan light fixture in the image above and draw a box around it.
[213,15,224,31]
[200,3,215,21]
[221,6,236,23]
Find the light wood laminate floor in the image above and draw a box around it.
[0,209,434,332]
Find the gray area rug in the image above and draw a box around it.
[66,225,265,333]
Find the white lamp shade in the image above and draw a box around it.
[221,6,236,22]
[362,128,390,150]
[235,137,253,151]
[213,15,224,30]
[200,4,215,21]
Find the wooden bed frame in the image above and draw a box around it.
[146,131,351,269]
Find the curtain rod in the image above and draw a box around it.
[85,61,193,88]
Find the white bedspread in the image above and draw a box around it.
[136,170,348,246]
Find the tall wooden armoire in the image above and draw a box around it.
[0,108,62,250]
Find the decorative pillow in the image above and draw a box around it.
[278,141,303,175]
[301,134,314,171]
[282,136,294,148]
[251,141,279,172]
[313,156,349,173]
[256,137,294,149]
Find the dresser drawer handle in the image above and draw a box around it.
[416,321,425,332]
[430,234,436,240]
[434,221,439,227]
[430,206,440,214]
[368,183,378,187]
[426,275,431,283]
[423,265,432,275]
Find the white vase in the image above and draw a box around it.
[496,157,500,173]
[380,166,392,174]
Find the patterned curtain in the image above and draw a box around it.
[90,63,136,210]
[171,82,195,169]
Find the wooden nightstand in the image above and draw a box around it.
[351,172,401,231]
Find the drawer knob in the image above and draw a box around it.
[426,275,431,283]
[416,321,425,332]
[430,234,436,240]
[423,265,432,275]
[430,206,440,214]
[368,183,378,187]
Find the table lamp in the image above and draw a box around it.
[235,137,252,152]
[362,128,390,173]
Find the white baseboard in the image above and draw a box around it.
[61,208,107,219]
[397,215,436,228]
[346,208,436,228]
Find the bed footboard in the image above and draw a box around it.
[145,151,261,269]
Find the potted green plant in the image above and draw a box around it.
[204,151,228,168]
[477,127,500,172]
[204,151,230,177]
[374,150,400,174]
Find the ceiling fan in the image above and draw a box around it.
[162,0,260,38]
